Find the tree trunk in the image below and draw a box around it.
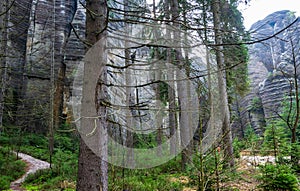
[164,0,178,156]
[124,1,134,165]
[155,59,163,157]
[168,58,177,155]
[212,0,234,168]
[290,39,299,168]
[170,0,192,170]
[76,0,108,190]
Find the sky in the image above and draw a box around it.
[239,0,300,30]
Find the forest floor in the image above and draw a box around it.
[221,155,280,191]
[9,152,50,191]
[181,155,277,191]
[221,157,261,191]
[8,152,277,191]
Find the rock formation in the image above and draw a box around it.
[1,0,83,132]
[235,10,300,136]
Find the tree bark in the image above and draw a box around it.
[212,0,234,168]
[76,0,108,190]
[124,1,134,165]
[290,39,299,168]
[170,0,192,169]
[164,0,178,156]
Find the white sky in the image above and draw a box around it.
[239,0,300,30]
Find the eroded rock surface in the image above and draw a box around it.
[235,10,300,136]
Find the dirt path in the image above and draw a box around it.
[10,152,50,191]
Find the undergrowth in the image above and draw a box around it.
[0,147,26,190]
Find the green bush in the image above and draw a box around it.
[233,137,244,158]
[250,96,262,111]
[24,169,58,184]
[187,151,221,191]
[0,175,11,190]
[257,164,299,191]
[54,134,78,152]
[109,173,183,191]
[52,149,78,179]
[0,147,26,190]
[0,134,10,145]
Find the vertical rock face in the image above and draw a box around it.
[4,0,82,132]
[235,10,300,136]
[22,0,79,132]
[5,0,33,125]
[63,1,85,124]
[3,4,298,137]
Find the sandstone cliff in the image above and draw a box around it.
[235,10,300,136]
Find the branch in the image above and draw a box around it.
[209,18,299,47]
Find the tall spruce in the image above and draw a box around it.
[76,0,108,190]
[211,0,234,168]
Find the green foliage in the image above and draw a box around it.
[279,97,300,137]
[257,164,299,191]
[54,133,79,152]
[0,176,11,190]
[22,144,78,190]
[250,96,262,111]
[221,0,250,102]
[23,134,48,148]
[187,150,222,191]
[157,157,181,173]
[0,129,78,190]
[158,81,169,105]
[24,169,58,184]
[0,147,26,190]
[24,168,75,190]
[243,126,260,150]
[110,173,183,191]
[233,137,244,158]
[52,149,78,179]
[109,158,184,191]
[262,123,291,156]
[19,147,49,161]
[133,132,159,149]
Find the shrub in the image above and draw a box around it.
[257,164,299,191]
[0,147,26,190]
[0,175,11,190]
[24,169,58,184]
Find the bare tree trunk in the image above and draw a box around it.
[170,0,192,170]
[76,0,108,190]
[163,0,178,156]
[177,72,191,170]
[124,1,134,165]
[212,0,234,168]
[168,59,177,155]
[155,60,163,157]
[290,39,299,168]
[151,0,164,157]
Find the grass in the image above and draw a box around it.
[4,124,298,191]
[0,129,79,190]
[0,147,26,190]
